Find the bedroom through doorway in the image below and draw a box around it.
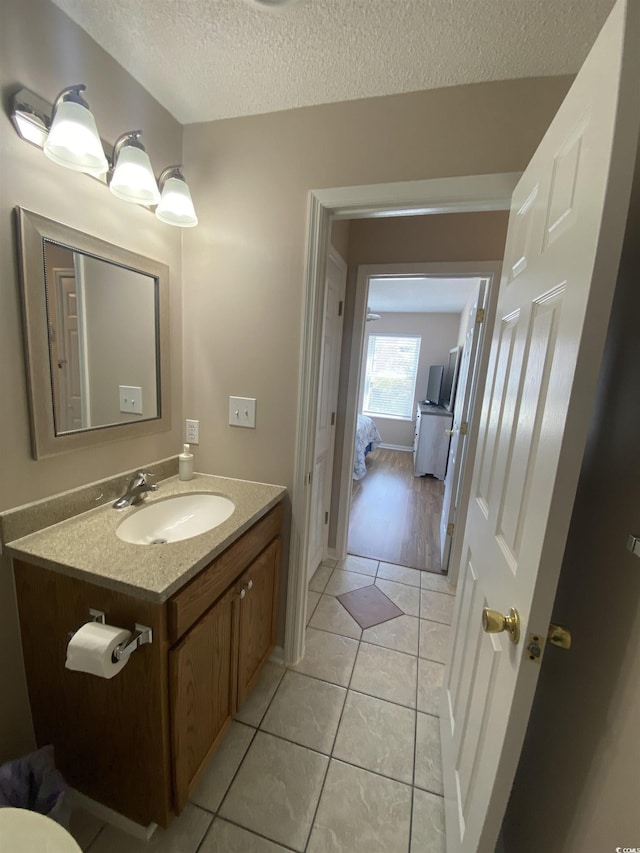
[344,268,493,577]
[348,445,444,570]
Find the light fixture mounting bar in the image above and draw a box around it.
[10,86,115,184]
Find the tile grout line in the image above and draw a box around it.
[204,565,445,853]
[210,723,259,824]
[207,814,300,852]
[83,821,105,852]
[302,611,363,853]
[313,606,422,656]
[305,560,428,849]
[190,804,215,853]
[409,602,422,853]
[285,659,442,716]
[253,693,444,773]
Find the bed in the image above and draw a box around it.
[353,414,382,480]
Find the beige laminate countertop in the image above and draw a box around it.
[5,474,286,603]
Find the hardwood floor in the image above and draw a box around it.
[348,448,445,572]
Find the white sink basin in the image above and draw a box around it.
[116,493,235,544]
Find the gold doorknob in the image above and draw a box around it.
[482,607,520,644]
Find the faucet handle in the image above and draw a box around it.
[128,470,155,488]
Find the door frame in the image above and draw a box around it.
[285,172,519,664]
[331,261,503,578]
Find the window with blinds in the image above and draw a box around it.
[363,334,421,419]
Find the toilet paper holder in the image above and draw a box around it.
[68,609,153,662]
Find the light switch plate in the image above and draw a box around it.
[119,385,143,415]
[229,396,256,428]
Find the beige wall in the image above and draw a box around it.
[182,83,567,487]
[0,0,183,760]
[181,84,566,628]
[330,219,350,259]
[347,211,510,267]
[503,143,640,852]
[359,312,460,447]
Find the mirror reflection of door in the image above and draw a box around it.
[51,266,84,432]
[46,240,90,433]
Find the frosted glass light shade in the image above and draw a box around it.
[156,176,198,227]
[110,145,161,205]
[43,100,108,175]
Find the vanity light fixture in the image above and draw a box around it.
[156,166,198,227]
[110,131,161,206]
[9,84,197,227]
[43,85,108,176]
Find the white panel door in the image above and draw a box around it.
[441,3,640,851]
[307,248,346,579]
[52,268,83,432]
[440,282,486,571]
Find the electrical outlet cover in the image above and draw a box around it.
[186,419,200,444]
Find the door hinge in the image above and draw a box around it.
[324,511,329,524]
[331,411,336,426]
[446,522,455,536]
[476,308,485,323]
[460,421,468,436]
[338,300,344,317]
[306,472,312,486]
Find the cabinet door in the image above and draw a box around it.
[236,539,280,709]
[170,587,236,812]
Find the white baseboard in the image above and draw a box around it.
[379,443,412,452]
[68,789,157,841]
[269,645,285,666]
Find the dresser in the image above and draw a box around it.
[413,404,453,479]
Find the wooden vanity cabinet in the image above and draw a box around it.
[236,538,280,708]
[169,536,281,810]
[13,502,283,828]
[170,586,236,813]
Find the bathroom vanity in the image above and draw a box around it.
[3,472,285,828]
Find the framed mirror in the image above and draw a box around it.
[16,208,171,458]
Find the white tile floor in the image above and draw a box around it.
[71,557,453,853]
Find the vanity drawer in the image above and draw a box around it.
[168,502,283,643]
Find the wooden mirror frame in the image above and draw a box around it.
[15,207,172,459]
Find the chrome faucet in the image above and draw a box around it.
[112,470,158,509]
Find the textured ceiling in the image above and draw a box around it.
[51,0,614,124]
[369,277,480,314]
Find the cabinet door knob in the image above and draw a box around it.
[445,428,455,436]
[247,579,254,591]
[240,588,246,600]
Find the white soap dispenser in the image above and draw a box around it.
[179,443,194,481]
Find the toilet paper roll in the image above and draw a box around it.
[65,622,132,679]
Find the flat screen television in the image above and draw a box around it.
[424,365,444,405]
[441,346,462,412]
